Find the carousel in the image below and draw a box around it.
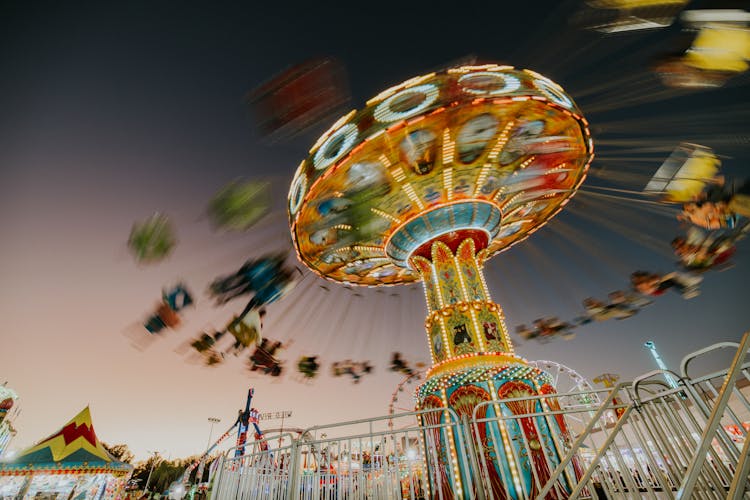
[0,407,132,499]
[289,64,593,498]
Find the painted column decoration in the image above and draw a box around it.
[419,395,454,500]
[449,385,508,500]
[498,381,564,499]
[413,238,512,363]
[412,236,575,499]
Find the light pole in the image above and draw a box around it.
[195,418,221,488]
[206,417,221,451]
[144,450,162,496]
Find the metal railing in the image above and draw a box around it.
[210,433,297,499]
[289,408,474,500]
[537,331,750,500]
[209,333,750,499]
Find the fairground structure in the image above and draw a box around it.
[288,65,592,497]
[208,66,750,498]
[0,407,132,498]
[209,334,750,499]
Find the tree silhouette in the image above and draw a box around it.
[102,442,135,464]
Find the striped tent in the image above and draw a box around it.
[0,407,132,498]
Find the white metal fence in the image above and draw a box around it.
[209,333,750,499]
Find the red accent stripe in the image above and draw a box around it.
[47,421,98,448]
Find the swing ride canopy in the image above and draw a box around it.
[288,64,594,286]
[0,406,132,477]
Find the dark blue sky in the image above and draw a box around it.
[1,0,748,459]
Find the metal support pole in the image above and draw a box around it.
[728,427,750,499]
[144,452,160,494]
[460,413,487,500]
[537,383,628,499]
[566,405,635,499]
[286,438,301,498]
[677,331,750,499]
[206,417,221,452]
[16,474,32,499]
[210,454,226,500]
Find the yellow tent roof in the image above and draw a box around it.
[18,407,113,463]
[0,407,130,474]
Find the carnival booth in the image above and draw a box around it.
[0,407,132,499]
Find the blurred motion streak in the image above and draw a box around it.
[655,9,750,88]
[247,58,350,142]
[582,0,689,33]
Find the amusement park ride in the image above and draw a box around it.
[644,340,681,390]
[104,2,750,493]
[118,50,750,498]
[288,64,593,498]
[180,388,267,491]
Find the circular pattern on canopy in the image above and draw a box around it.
[374,84,440,123]
[313,123,359,171]
[458,71,521,96]
[289,65,593,286]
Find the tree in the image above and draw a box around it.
[130,455,160,489]
[102,442,135,464]
[129,455,202,495]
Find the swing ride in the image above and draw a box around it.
[122,51,750,381]
[288,64,594,498]
[125,90,750,379]
[112,5,750,492]
[113,12,750,500]
[5,0,750,495]
[654,9,750,88]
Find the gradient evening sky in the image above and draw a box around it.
[1,1,748,461]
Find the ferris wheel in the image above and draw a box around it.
[528,360,600,406]
[387,371,426,430]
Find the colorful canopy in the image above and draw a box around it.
[0,407,132,476]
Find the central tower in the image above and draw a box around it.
[289,65,593,498]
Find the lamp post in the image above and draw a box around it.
[144,450,162,496]
[206,417,221,451]
[194,418,221,489]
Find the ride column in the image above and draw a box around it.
[412,236,513,363]
[413,236,573,499]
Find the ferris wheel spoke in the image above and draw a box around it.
[388,371,425,417]
[529,360,594,403]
